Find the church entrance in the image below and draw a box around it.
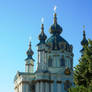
[30,85,35,92]
[30,81,35,92]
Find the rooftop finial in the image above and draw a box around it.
[80,25,88,54]
[38,18,47,44]
[29,36,32,49]
[53,6,57,24]
[41,17,44,33]
[83,25,86,39]
[29,40,31,49]
[41,17,44,24]
[81,25,88,46]
[54,5,57,13]
[29,36,32,42]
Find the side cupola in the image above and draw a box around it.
[26,41,34,60]
[25,41,34,73]
[38,23,47,44]
[80,26,88,55]
[81,31,88,46]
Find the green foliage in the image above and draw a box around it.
[69,85,92,92]
[69,39,92,92]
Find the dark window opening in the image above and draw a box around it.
[60,56,65,66]
[48,56,52,67]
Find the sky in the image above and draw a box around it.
[0,0,92,92]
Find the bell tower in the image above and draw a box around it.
[37,20,48,71]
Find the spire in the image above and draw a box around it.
[26,41,34,60]
[81,26,88,46]
[80,25,88,54]
[54,13,57,24]
[29,40,31,49]
[54,6,57,24]
[41,17,44,32]
[49,6,62,35]
[38,18,47,44]
[41,24,44,34]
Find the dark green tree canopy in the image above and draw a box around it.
[69,39,92,92]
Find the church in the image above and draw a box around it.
[14,9,78,92]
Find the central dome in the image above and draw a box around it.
[46,13,70,50]
[46,35,69,50]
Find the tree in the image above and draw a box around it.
[69,39,92,92]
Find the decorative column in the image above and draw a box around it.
[45,82,49,92]
[35,82,39,92]
[21,83,25,92]
[51,82,54,92]
[40,82,44,92]
[21,83,29,92]
[26,84,29,92]
[61,81,65,92]
[53,81,56,92]
[57,81,62,92]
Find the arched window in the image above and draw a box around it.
[60,56,65,66]
[48,56,52,67]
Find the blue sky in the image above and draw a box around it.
[0,0,92,92]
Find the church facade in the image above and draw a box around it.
[14,12,74,92]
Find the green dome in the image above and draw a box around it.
[49,23,62,35]
[46,13,69,50]
[38,24,47,44]
[46,35,69,50]
[25,41,34,60]
[38,31,47,42]
[49,13,62,35]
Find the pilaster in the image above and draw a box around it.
[36,82,39,92]
[57,83,61,92]
[51,82,54,92]
[45,82,49,92]
[21,83,29,92]
[40,82,44,92]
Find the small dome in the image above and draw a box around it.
[26,41,34,60]
[39,31,47,41]
[49,13,62,35]
[38,24,47,44]
[26,48,34,57]
[49,23,62,35]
